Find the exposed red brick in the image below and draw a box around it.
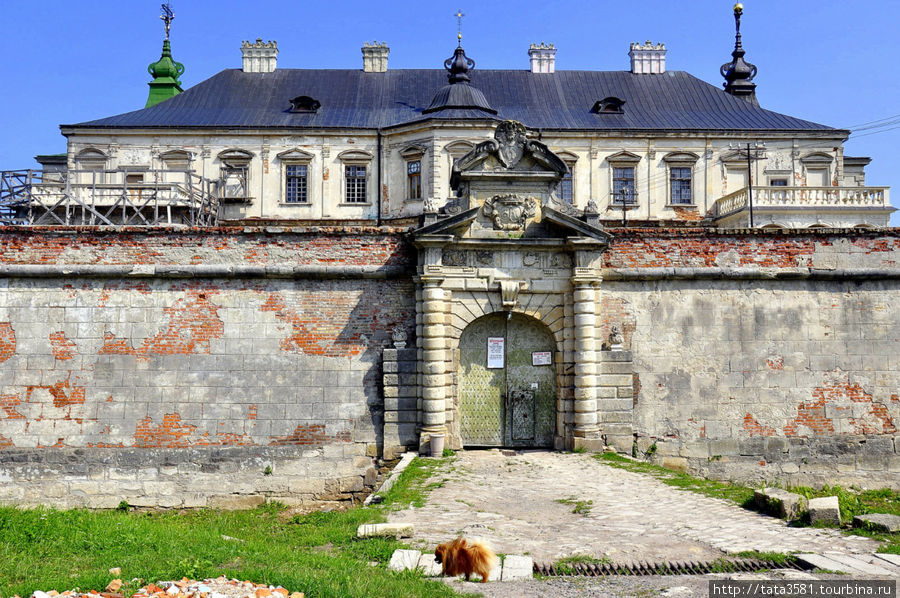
[247,404,258,420]
[133,413,198,448]
[0,322,15,362]
[672,207,703,222]
[270,423,351,446]
[766,356,784,370]
[743,413,776,437]
[0,434,13,449]
[27,378,86,409]
[784,373,896,437]
[600,296,636,349]
[0,394,24,419]
[49,331,77,361]
[100,291,224,360]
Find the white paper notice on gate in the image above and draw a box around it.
[487,337,505,369]
[532,351,552,366]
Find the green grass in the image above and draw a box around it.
[594,452,755,507]
[0,458,466,598]
[555,497,594,515]
[553,554,610,574]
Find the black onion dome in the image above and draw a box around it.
[423,45,497,115]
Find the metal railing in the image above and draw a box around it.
[0,169,220,226]
[708,185,891,220]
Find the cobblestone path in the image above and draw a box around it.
[387,450,878,564]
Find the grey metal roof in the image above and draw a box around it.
[68,68,837,133]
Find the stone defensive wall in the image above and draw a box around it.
[0,226,897,508]
[601,228,900,488]
[0,226,416,508]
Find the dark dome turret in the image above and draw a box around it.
[720,2,758,104]
[423,44,497,115]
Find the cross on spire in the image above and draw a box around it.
[455,9,465,45]
[160,2,174,40]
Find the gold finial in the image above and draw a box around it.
[733,2,743,13]
[455,9,465,45]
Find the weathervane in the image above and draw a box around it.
[455,9,465,45]
[160,2,174,40]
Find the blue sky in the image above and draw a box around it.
[1,0,897,222]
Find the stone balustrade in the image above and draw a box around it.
[709,185,891,220]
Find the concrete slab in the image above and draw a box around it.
[417,553,443,576]
[853,513,900,533]
[823,551,896,576]
[873,553,900,567]
[388,549,421,572]
[808,496,841,526]
[356,522,414,538]
[794,554,851,574]
[501,555,534,581]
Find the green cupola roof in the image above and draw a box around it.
[145,3,185,108]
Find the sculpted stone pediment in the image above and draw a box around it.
[450,120,568,189]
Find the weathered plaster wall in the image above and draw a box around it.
[600,228,900,488]
[0,227,416,508]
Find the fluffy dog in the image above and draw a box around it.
[433,537,497,583]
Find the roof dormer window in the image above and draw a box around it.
[591,97,625,114]
[289,95,321,113]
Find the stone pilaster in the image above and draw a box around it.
[572,273,600,440]
[420,277,447,435]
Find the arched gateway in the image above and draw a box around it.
[408,120,624,455]
[459,312,556,447]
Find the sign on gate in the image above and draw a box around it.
[487,337,505,368]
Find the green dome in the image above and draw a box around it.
[146,40,185,108]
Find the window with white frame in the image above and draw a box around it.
[612,166,636,204]
[607,152,641,207]
[407,160,421,200]
[285,164,308,203]
[277,149,314,205]
[559,169,574,203]
[345,165,367,203]
[75,148,108,184]
[669,167,692,204]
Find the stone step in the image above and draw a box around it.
[822,552,897,576]
[356,522,414,538]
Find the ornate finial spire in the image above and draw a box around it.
[455,9,465,46]
[145,2,185,108]
[160,2,174,40]
[444,44,475,84]
[720,2,758,103]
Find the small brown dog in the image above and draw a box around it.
[433,537,497,583]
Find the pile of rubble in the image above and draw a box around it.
[18,576,303,598]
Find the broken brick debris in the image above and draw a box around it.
[22,577,303,598]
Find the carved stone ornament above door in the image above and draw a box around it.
[482,194,537,230]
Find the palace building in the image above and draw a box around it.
[0,5,896,508]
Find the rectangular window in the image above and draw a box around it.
[559,169,574,203]
[612,167,636,204]
[407,160,421,199]
[670,167,692,204]
[345,165,367,203]
[222,165,248,199]
[285,164,308,203]
[769,178,788,187]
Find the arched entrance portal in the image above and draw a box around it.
[458,312,556,447]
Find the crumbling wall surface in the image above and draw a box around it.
[0,227,416,508]
[602,229,900,488]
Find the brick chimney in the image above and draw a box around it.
[528,43,556,73]
[629,41,666,74]
[362,42,390,73]
[241,38,278,73]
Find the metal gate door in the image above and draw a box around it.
[459,313,555,447]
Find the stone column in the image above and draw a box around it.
[572,275,600,440]
[420,277,447,436]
